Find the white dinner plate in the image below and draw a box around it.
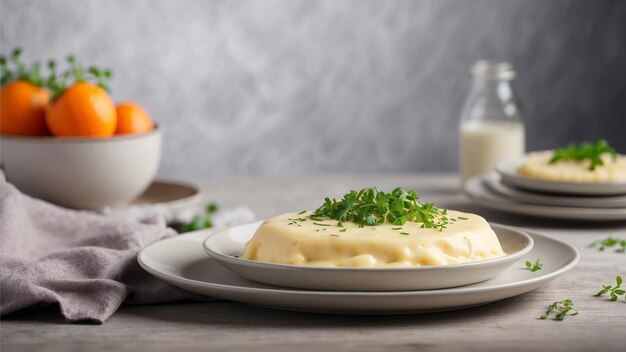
[483,172,626,208]
[496,155,626,196]
[202,221,533,291]
[138,229,579,315]
[464,175,626,221]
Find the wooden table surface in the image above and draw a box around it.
[2,174,625,352]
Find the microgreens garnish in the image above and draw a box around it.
[550,139,617,171]
[595,276,625,302]
[311,187,448,231]
[540,299,578,321]
[589,236,626,253]
[524,259,543,272]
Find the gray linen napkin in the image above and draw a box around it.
[0,176,198,323]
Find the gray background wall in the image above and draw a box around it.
[1,0,624,179]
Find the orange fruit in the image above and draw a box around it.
[115,102,154,134]
[0,80,51,136]
[45,82,117,137]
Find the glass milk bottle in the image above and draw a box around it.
[460,61,525,183]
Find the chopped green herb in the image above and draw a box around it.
[313,222,331,227]
[595,276,625,302]
[540,299,578,321]
[392,227,403,230]
[330,234,339,237]
[297,210,307,215]
[339,228,347,232]
[457,216,468,220]
[524,259,543,272]
[207,202,219,213]
[400,232,410,236]
[311,187,449,231]
[589,236,626,253]
[550,139,617,171]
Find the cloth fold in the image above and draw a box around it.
[0,176,199,323]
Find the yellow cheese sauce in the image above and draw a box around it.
[240,211,506,268]
[518,151,626,183]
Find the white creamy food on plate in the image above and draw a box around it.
[240,188,505,268]
[518,140,626,183]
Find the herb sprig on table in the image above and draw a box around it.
[595,276,625,302]
[311,187,449,231]
[539,299,578,321]
[589,236,626,253]
[180,202,219,233]
[549,139,617,171]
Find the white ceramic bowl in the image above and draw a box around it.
[203,221,534,292]
[0,129,161,210]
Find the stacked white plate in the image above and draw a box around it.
[464,155,626,221]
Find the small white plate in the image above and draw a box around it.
[202,221,533,291]
[483,172,626,208]
[464,175,626,221]
[104,180,203,223]
[496,155,626,196]
[137,229,579,315]
[130,180,202,209]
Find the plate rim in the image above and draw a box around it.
[138,229,580,298]
[202,221,534,273]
